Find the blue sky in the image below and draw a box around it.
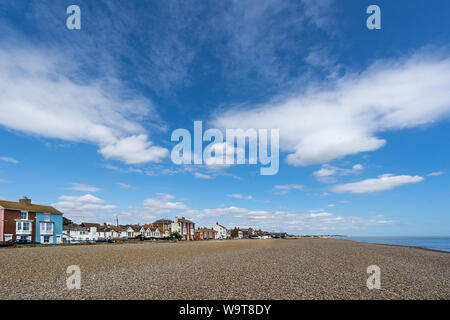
[0,0,449,235]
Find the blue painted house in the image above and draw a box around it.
[35,211,63,244]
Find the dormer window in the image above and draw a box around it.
[20,211,28,220]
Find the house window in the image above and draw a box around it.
[23,222,30,231]
[44,214,50,222]
[40,222,53,234]
[20,211,28,220]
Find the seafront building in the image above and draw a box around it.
[194,227,217,240]
[1,198,279,244]
[0,197,63,244]
[152,219,172,237]
[63,223,98,243]
[230,227,244,239]
[171,216,195,240]
[213,222,227,239]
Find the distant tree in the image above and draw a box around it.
[63,217,72,226]
[170,231,182,240]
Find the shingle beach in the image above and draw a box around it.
[0,239,448,300]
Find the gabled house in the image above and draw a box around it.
[171,217,195,240]
[124,226,136,238]
[213,222,227,239]
[152,219,173,237]
[0,197,63,244]
[97,224,123,239]
[123,225,142,238]
[142,224,162,239]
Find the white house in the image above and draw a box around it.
[125,226,136,238]
[213,222,227,239]
[97,224,123,239]
[63,224,98,243]
[141,225,162,238]
[149,227,161,238]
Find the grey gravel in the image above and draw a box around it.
[0,239,448,300]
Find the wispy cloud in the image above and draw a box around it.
[0,44,168,165]
[313,163,364,183]
[0,156,18,164]
[226,194,253,200]
[213,51,450,166]
[273,184,304,195]
[331,174,424,194]
[69,183,101,193]
[118,182,137,190]
[194,172,213,179]
[428,171,444,176]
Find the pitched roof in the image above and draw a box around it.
[108,225,124,232]
[196,227,216,232]
[63,224,88,231]
[80,222,101,228]
[0,200,62,215]
[98,224,124,232]
[153,219,173,224]
[215,222,226,229]
[126,225,142,231]
[176,216,194,224]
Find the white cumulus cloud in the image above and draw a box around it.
[213,51,450,166]
[0,46,168,165]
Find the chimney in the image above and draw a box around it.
[19,197,31,206]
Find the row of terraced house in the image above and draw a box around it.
[63,217,227,243]
[0,197,279,245]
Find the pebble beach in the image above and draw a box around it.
[0,238,448,300]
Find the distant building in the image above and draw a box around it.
[194,227,217,240]
[97,223,124,239]
[213,222,227,239]
[240,228,253,239]
[230,227,243,239]
[63,223,98,242]
[0,197,63,244]
[171,217,195,240]
[152,219,173,237]
[142,224,162,238]
[270,232,287,239]
[123,225,141,238]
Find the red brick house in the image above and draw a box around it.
[194,227,217,240]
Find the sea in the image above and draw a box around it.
[342,236,450,252]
